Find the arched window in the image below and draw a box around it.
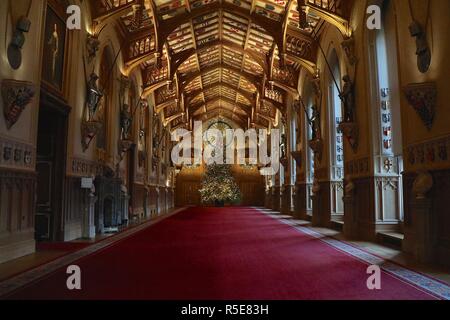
[306,94,315,182]
[369,0,404,221]
[374,0,402,158]
[290,111,297,185]
[138,100,149,170]
[328,49,344,220]
[279,119,286,187]
[329,49,344,180]
[302,79,316,215]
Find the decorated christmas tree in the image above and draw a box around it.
[199,164,242,206]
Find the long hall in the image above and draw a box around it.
[1,0,450,302]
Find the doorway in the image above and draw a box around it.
[35,91,69,241]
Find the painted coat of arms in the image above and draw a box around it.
[1,79,35,129]
[403,82,437,130]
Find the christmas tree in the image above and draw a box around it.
[199,164,242,206]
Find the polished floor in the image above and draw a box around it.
[1,207,449,300]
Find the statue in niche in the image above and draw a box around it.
[120,104,132,140]
[306,105,321,140]
[340,75,355,123]
[48,24,59,82]
[161,127,167,153]
[311,71,321,96]
[409,21,431,73]
[152,113,161,169]
[86,72,103,120]
[312,76,321,99]
[280,134,287,159]
[86,35,100,63]
[153,133,160,152]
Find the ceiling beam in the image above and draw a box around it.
[280,0,295,66]
[180,63,261,93]
[92,1,135,25]
[300,0,352,38]
[185,82,254,105]
[164,113,183,127]
[154,1,314,59]
[189,96,252,116]
[194,108,247,127]
[195,39,268,73]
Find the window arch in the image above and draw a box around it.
[290,110,297,185]
[368,0,404,222]
[303,80,315,183]
[327,48,345,220]
[328,48,344,180]
[372,0,403,157]
[279,118,286,187]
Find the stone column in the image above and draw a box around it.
[143,187,149,218]
[311,180,326,226]
[293,183,309,220]
[311,193,321,226]
[268,187,274,210]
[167,187,174,210]
[264,188,271,208]
[281,184,292,215]
[125,193,131,222]
[97,205,104,234]
[164,187,168,212]
[119,190,130,225]
[84,191,97,239]
[411,197,435,263]
[343,179,358,238]
[272,185,281,212]
[293,184,301,219]
[403,171,435,263]
[155,187,160,215]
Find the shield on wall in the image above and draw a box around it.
[403,82,437,130]
[1,79,35,129]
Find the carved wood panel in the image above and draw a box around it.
[0,169,36,237]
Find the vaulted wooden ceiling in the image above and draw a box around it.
[90,0,352,129]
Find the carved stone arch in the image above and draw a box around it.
[324,40,345,89]
[300,0,353,38]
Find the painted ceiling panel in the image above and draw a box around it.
[95,0,345,128]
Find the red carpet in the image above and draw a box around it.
[3,207,439,300]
